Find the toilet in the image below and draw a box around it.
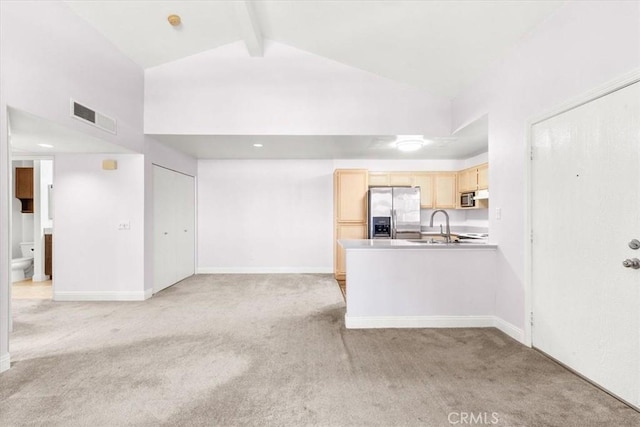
[11,242,34,282]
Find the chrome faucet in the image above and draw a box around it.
[429,210,451,243]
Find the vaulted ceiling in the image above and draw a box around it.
[66,0,564,99]
[41,1,566,159]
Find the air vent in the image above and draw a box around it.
[70,99,117,134]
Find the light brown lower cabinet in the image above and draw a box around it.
[334,223,367,284]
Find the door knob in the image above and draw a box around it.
[629,239,640,250]
[622,258,640,269]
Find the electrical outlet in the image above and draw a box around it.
[495,207,502,220]
[118,221,131,230]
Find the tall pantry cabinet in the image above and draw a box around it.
[333,170,368,293]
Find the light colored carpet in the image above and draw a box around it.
[1,274,638,426]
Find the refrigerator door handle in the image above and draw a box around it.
[391,209,396,239]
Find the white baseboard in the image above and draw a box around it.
[345,315,495,329]
[53,291,148,301]
[0,353,10,373]
[32,274,50,282]
[493,316,525,343]
[345,315,525,343]
[196,266,333,274]
[143,288,153,300]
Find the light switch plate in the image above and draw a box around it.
[495,207,502,220]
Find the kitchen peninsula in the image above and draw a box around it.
[337,238,515,338]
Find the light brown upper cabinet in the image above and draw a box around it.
[434,173,457,209]
[457,163,489,193]
[388,172,413,186]
[334,169,368,222]
[411,173,434,208]
[15,167,34,213]
[368,172,413,187]
[477,163,489,190]
[368,172,389,187]
[457,168,476,193]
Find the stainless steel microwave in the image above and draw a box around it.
[461,192,476,208]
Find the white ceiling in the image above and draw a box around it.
[23,2,553,159]
[8,108,134,155]
[8,107,486,159]
[152,115,487,160]
[66,0,564,98]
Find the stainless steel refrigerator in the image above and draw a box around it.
[368,187,421,239]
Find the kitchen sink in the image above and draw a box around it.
[407,239,485,245]
[407,239,448,244]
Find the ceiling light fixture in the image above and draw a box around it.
[253,143,263,148]
[38,143,53,148]
[395,135,426,152]
[167,14,181,27]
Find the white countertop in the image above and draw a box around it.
[338,239,497,249]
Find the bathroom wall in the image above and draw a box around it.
[32,159,53,282]
[39,160,53,229]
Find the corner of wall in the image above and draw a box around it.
[0,352,10,372]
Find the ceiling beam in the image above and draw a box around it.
[234,1,263,57]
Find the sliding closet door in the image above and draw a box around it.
[153,165,195,293]
[153,166,175,293]
[174,171,195,282]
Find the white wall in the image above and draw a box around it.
[421,208,488,230]
[198,157,489,272]
[333,158,463,172]
[145,41,451,136]
[197,160,334,273]
[452,0,640,332]
[40,160,54,230]
[32,159,53,282]
[0,1,145,153]
[0,0,147,371]
[53,154,145,300]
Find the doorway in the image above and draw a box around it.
[10,157,54,301]
[531,80,640,408]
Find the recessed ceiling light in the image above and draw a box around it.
[253,143,263,148]
[395,135,427,152]
[38,143,53,148]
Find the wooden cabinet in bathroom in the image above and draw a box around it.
[15,167,34,213]
[45,234,52,277]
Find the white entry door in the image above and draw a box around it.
[532,81,640,407]
[153,165,195,293]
